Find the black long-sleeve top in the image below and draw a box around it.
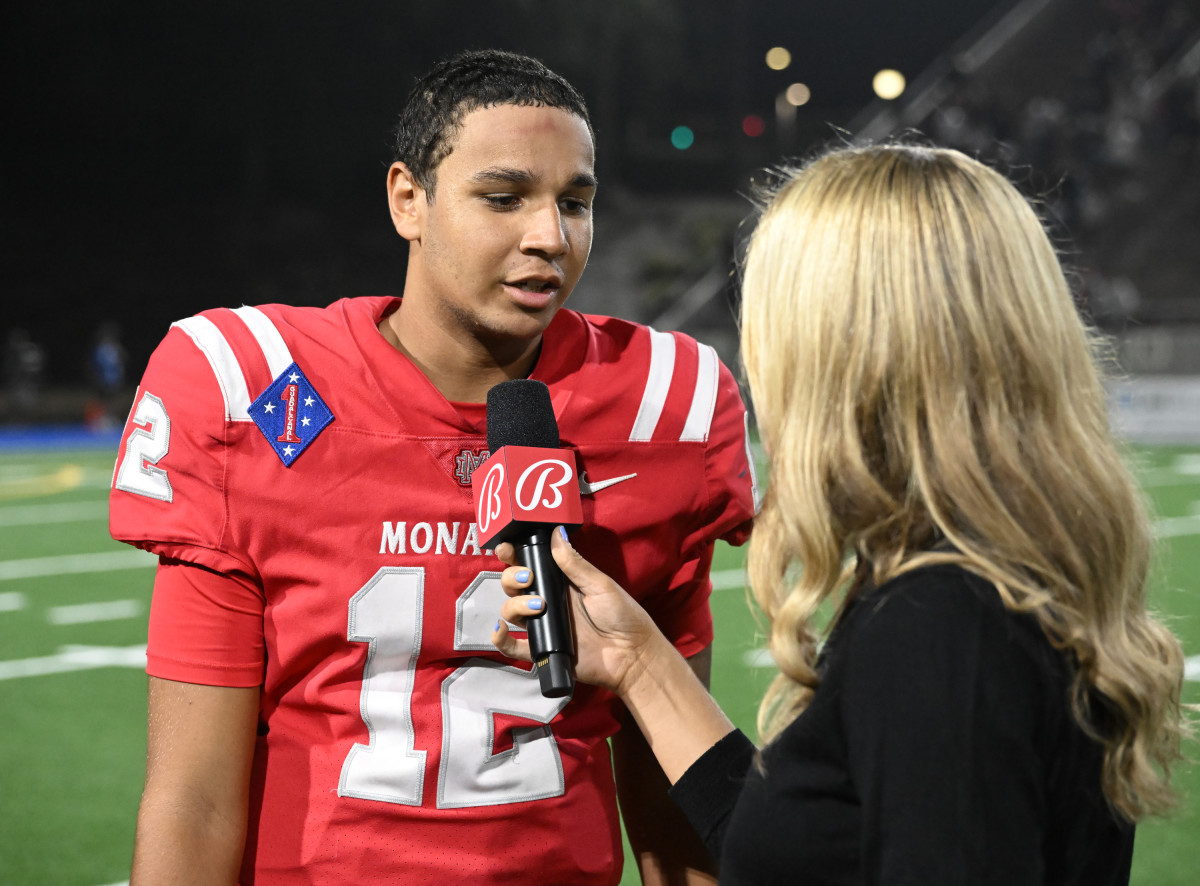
[669,564,1134,885]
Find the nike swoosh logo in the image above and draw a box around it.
[578,471,637,495]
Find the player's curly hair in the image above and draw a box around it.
[392,49,593,196]
[739,142,1190,822]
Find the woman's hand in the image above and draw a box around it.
[492,527,738,785]
[491,528,665,698]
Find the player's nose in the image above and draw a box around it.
[520,204,569,258]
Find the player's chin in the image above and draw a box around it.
[489,295,570,337]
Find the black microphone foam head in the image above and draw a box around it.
[486,379,560,450]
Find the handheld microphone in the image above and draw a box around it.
[473,379,582,698]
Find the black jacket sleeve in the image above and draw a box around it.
[668,728,757,862]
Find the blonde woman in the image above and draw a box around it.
[492,144,1188,884]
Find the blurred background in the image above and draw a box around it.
[2,4,1199,883]
[3,0,1199,438]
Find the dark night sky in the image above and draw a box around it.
[2,0,1013,385]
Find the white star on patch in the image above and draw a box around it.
[282,445,295,456]
[301,416,311,426]
[263,402,275,413]
[289,373,300,383]
[304,396,315,407]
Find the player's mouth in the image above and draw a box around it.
[503,276,563,308]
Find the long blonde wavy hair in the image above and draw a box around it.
[739,143,1187,822]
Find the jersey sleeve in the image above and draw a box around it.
[147,559,265,687]
[109,323,254,577]
[642,541,718,659]
[698,358,757,549]
[110,322,266,686]
[644,355,757,659]
[839,573,1051,884]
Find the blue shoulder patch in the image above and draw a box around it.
[249,363,335,466]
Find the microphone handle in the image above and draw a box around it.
[514,531,576,698]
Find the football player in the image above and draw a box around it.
[111,49,755,885]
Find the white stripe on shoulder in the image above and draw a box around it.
[172,316,253,422]
[680,343,719,442]
[629,329,677,442]
[744,412,762,512]
[232,305,294,379]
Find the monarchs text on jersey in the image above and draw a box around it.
[110,296,756,884]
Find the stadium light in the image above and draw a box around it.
[765,47,791,71]
[872,69,906,100]
[785,83,811,107]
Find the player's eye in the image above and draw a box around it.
[560,197,591,215]
[482,194,521,210]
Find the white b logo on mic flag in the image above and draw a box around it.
[471,447,583,549]
[476,462,506,536]
[515,459,574,511]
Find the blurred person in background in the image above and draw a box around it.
[3,327,46,419]
[494,143,1189,885]
[86,321,128,429]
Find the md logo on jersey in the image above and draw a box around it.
[249,363,335,466]
[454,449,490,486]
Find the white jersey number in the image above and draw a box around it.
[339,568,569,808]
[114,391,173,502]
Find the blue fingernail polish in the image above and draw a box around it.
[557,526,569,541]
[528,598,544,610]
[515,569,530,584]
[494,620,501,633]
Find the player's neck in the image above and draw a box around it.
[378,303,540,404]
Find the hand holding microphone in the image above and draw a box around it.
[491,526,667,701]
[475,379,669,699]
[490,511,739,795]
[474,379,583,698]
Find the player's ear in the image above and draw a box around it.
[387,162,425,242]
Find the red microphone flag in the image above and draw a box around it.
[472,446,584,550]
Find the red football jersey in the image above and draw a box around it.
[110,296,756,885]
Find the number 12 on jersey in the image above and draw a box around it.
[339,567,571,808]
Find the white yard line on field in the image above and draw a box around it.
[1171,454,1200,474]
[78,467,118,489]
[0,591,26,612]
[1153,513,1200,538]
[1185,656,1200,683]
[0,463,113,501]
[711,569,747,591]
[1139,471,1200,488]
[0,549,156,581]
[46,599,141,625]
[0,501,109,526]
[711,509,1199,555]
[1139,453,1200,487]
[742,648,775,668]
[0,644,146,681]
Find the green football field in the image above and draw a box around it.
[0,443,1196,884]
